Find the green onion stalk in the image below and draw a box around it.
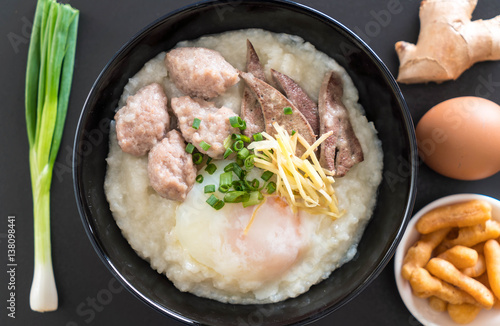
[25,0,79,312]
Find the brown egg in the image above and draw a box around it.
[416,96,500,180]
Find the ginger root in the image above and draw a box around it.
[395,0,500,84]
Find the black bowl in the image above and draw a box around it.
[73,0,417,325]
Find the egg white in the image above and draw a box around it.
[174,160,311,284]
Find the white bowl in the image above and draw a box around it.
[394,193,500,326]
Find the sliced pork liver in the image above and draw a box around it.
[240,40,266,137]
[271,69,319,137]
[318,71,363,177]
[239,71,316,153]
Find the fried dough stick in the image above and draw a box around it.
[402,227,450,280]
[426,258,495,309]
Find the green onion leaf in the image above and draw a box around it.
[205,163,217,175]
[284,106,293,115]
[291,130,296,135]
[192,118,201,129]
[252,133,263,141]
[196,175,204,183]
[192,153,203,165]
[204,185,216,193]
[185,143,195,154]
[206,157,212,164]
[261,171,274,181]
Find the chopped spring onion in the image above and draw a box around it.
[240,134,251,143]
[220,171,232,187]
[283,106,293,115]
[223,134,233,149]
[192,118,201,129]
[223,148,233,159]
[25,0,79,313]
[213,200,225,210]
[232,180,244,191]
[206,156,212,164]
[243,191,263,208]
[291,130,296,136]
[192,153,203,165]
[205,163,217,175]
[261,170,274,181]
[219,171,232,193]
[244,155,255,170]
[233,163,245,179]
[196,175,204,183]
[229,116,246,130]
[244,178,260,191]
[237,148,250,160]
[200,141,211,151]
[233,140,244,151]
[223,163,234,172]
[224,162,245,179]
[253,133,263,141]
[224,191,250,203]
[185,143,195,154]
[204,185,216,193]
[206,194,225,210]
[206,194,219,206]
[266,181,277,194]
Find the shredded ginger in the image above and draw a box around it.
[248,122,344,218]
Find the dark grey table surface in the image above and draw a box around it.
[2,0,500,325]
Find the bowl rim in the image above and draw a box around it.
[394,193,500,326]
[73,0,418,325]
